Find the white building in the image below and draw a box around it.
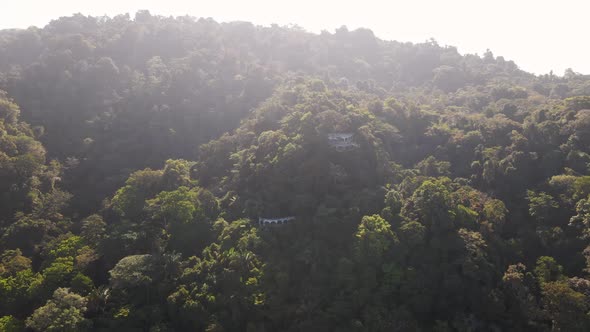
[259,216,296,226]
[328,133,359,152]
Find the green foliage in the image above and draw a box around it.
[415,156,451,177]
[0,316,23,332]
[80,214,106,244]
[147,187,199,225]
[541,281,590,331]
[70,273,93,295]
[565,96,590,111]
[0,13,590,332]
[404,178,454,231]
[26,288,90,332]
[0,249,31,276]
[46,235,85,262]
[527,190,559,223]
[534,256,564,284]
[111,168,164,218]
[569,195,590,239]
[482,199,507,230]
[40,257,75,295]
[354,214,398,263]
[398,221,426,247]
[168,220,264,331]
[109,254,155,289]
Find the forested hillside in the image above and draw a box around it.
[1,11,590,331]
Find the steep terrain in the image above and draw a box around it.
[1,12,590,331]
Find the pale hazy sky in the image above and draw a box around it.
[2,0,589,75]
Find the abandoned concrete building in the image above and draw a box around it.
[328,133,359,151]
[258,216,296,226]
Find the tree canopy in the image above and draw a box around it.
[1,11,590,331]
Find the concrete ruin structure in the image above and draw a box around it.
[328,133,359,152]
[258,216,296,226]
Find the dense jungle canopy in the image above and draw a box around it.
[1,11,590,331]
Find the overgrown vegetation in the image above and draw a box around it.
[1,11,590,331]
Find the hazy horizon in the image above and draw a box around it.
[2,0,589,76]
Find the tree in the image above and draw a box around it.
[527,190,559,224]
[541,281,590,331]
[0,316,23,332]
[569,195,590,239]
[354,214,398,264]
[80,215,106,244]
[109,254,155,290]
[26,288,90,331]
[403,178,455,232]
[1,11,590,331]
[534,256,564,284]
